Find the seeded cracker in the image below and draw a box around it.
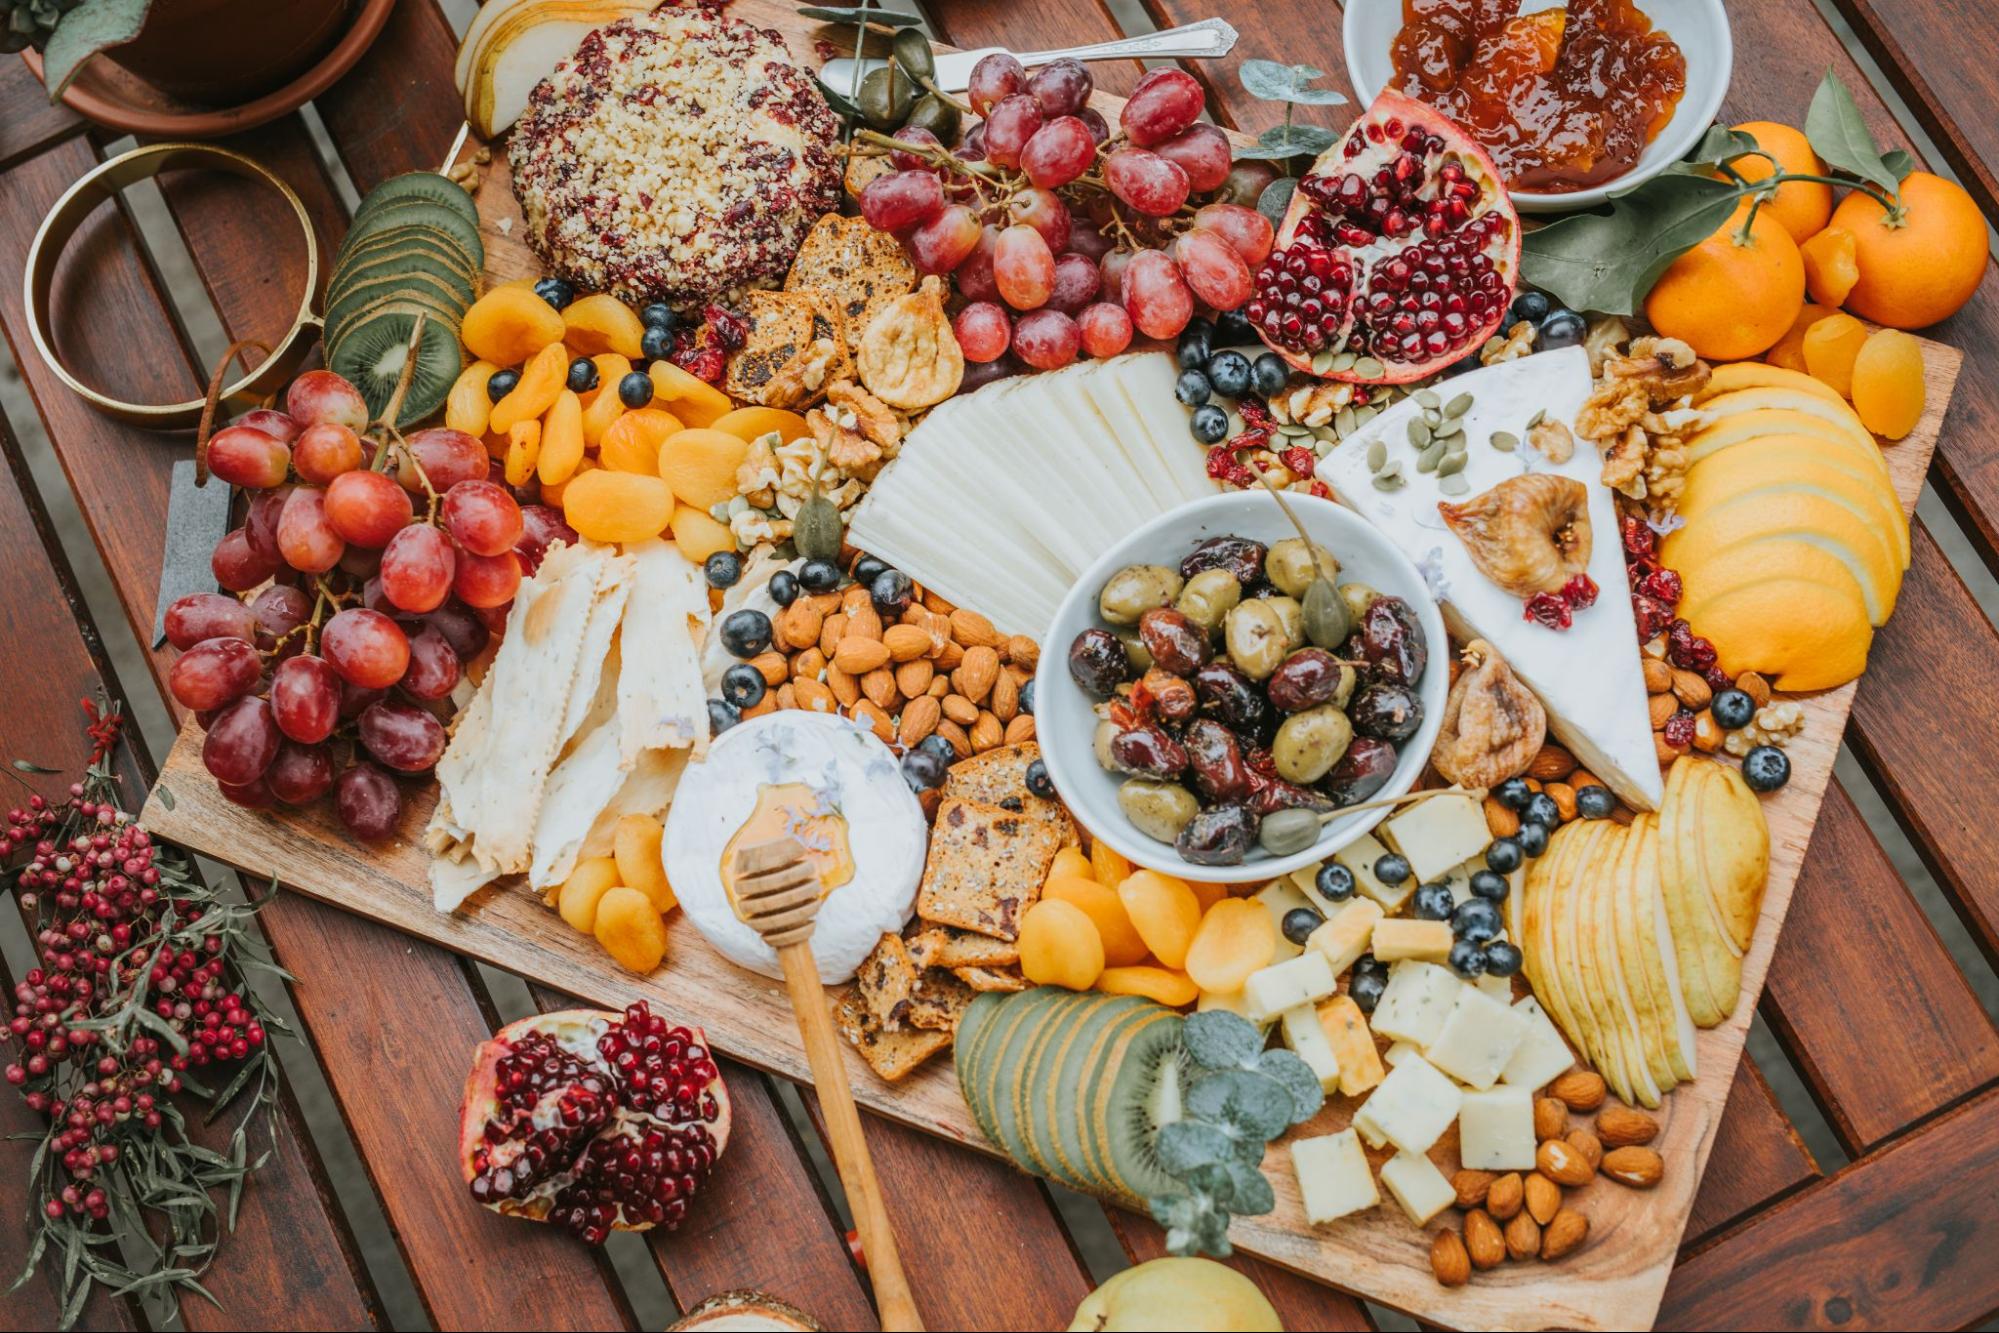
[833,989,949,1082]
[906,969,977,1033]
[723,289,852,408]
[952,965,1031,994]
[854,932,920,1030]
[785,213,916,353]
[940,743,1076,843]
[905,925,1020,971]
[915,798,1061,940]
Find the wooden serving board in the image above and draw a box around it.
[141,5,1966,1327]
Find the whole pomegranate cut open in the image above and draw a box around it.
[1249,90,1520,384]
[458,1003,730,1244]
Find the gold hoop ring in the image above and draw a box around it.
[23,142,322,430]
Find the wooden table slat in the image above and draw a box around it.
[311,0,469,190]
[1680,1057,1819,1252]
[0,58,83,173]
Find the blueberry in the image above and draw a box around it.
[901,749,947,792]
[1711,688,1755,730]
[1175,369,1213,406]
[1448,937,1488,978]
[799,558,842,593]
[1540,308,1587,349]
[640,302,676,330]
[1025,758,1055,799]
[707,698,740,736]
[1349,968,1387,1014]
[1316,861,1356,902]
[916,734,957,766]
[871,569,914,615]
[1212,309,1255,346]
[617,370,654,409]
[718,609,772,658]
[1509,290,1550,325]
[1484,836,1523,874]
[566,356,599,393]
[703,550,743,589]
[1412,881,1454,921]
[1017,678,1036,716]
[1576,784,1615,819]
[533,276,574,309]
[1177,317,1213,369]
[1250,352,1289,397]
[768,570,800,607]
[1352,951,1387,977]
[1453,896,1502,943]
[1483,939,1523,978]
[1189,403,1230,444]
[1517,822,1550,857]
[640,324,675,361]
[1206,349,1252,398]
[486,368,520,403]
[1494,776,1532,810]
[1469,868,1509,902]
[1373,852,1412,886]
[1281,906,1324,946]
[1741,745,1791,792]
[852,556,890,588]
[720,662,766,708]
[1523,792,1562,829]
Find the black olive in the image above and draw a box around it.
[718,609,772,659]
[1322,736,1399,806]
[799,559,842,593]
[1174,804,1258,865]
[1358,596,1428,686]
[1067,629,1131,699]
[1350,680,1423,743]
[768,570,800,607]
[1193,660,1266,732]
[1180,535,1267,586]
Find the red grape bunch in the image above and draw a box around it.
[854,55,1280,376]
[172,369,578,842]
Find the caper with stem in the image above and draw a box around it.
[892,27,936,81]
[857,64,915,131]
[1256,470,1349,649]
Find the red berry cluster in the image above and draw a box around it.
[1622,515,1731,693]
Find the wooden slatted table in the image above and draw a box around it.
[0,1,1993,1327]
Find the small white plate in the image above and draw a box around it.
[1341,0,1733,212]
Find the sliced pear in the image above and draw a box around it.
[1682,440,1907,569]
[1695,361,1850,407]
[1684,408,1891,478]
[1676,534,1882,628]
[461,2,655,138]
[1633,815,1698,1081]
[1608,817,1677,1094]
[1697,762,1772,953]
[1657,759,1742,1026]
[1583,824,1663,1107]
[1523,823,1599,1080]
[1555,821,1627,1101]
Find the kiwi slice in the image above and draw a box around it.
[966,987,1067,1166]
[1052,996,1156,1196]
[328,310,463,426]
[344,201,484,267]
[986,989,1087,1179]
[333,227,481,286]
[1026,994,1130,1192]
[1009,991,1109,1189]
[327,289,464,356]
[331,246,478,308]
[326,271,473,338]
[354,171,479,229]
[1089,1011,1187,1205]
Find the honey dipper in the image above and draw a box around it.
[732,837,924,1331]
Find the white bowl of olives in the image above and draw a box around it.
[1036,489,1448,883]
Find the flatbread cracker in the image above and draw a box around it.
[915,798,1060,941]
[906,969,976,1032]
[952,965,1029,994]
[906,925,1020,971]
[833,989,949,1082]
[785,212,915,349]
[941,743,1076,843]
[855,933,920,1030]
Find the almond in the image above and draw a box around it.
[861,666,899,710]
[740,692,777,720]
[1523,1172,1562,1226]
[1564,1127,1603,1170]
[1465,1209,1505,1270]
[780,600,824,651]
[971,710,1003,752]
[1670,667,1712,710]
[935,640,966,671]
[1539,1208,1588,1260]
[1484,796,1521,838]
[942,694,979,726]
[826,663,861,707]
[898,695,941,745]
[849,698,893,744]
[1430,1228,1470,1287]
[1533,1096,1568,1142]
[953,645,1000,703]
[792,646,827,681]
[934,718,972,757]
[1600,1145,1663,1189]
[1549,1070,1605,1112]
[1546,781,1578,822]
[895,658,934,697]
[949,607,1001,648]
[991,667,1020,722]
[846,603,883,641]
[841,582,872,612]
[1004,714,1037,744]
[927,676,951,698]
[1596,1105,1659,1147]
[883,623,932,662]
[1536,1138,1595,1188]
[921,588,957,615]
[818,609,847,658]
[834,636,892,675]
[1648,691,1679,729]
[1735,670,1772,708]
[750,651,789,686]
[1003,635,1040,669]
[1503,1210,1540,1262]
[792,677,836,714]
[1641,657,1673,693]
[1452,1168,1495,1209]
[1568,768,1602,793]
[1654,732,1686,767]
[808,590,844,615]
[775,682,797,710]
[1484,1172,1523,1221]
[1692,709,1723,753]
[1528,744,1576,780]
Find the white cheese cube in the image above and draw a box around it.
[1279,1004,1342,1092]
[1423,985,1532,1090]
[1290,1129,1378,1225]
[1306,898,1383,975]
[1382,792,1492,884]
[1252,879,1311,962]
[1383,1040,1421,1068]
[1501,996,1577,1091]
[1351,1105,1389,1150]
[1458,1086,1537,1171]
[1285,863,1339,914]
[1358,1053,1461,1155]
[1371,918,1454,963]
[1334,832,1414,912]
[1379,1150,1456,1227]
[1474,972,1515,1003]
[1243,952,1337,1023]
[1369,961,1460,1047]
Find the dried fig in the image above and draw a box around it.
[1432,639,1546,789]
[1438,474,1592,598]
[855,275,964,409]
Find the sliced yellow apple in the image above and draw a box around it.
[1695,387,1882,461]
[1631,816,1697,1082]
[1676,535,1877,630]
[1696,361,1849,407]
[1587,823,1664,1106]
[1697,762,1771,954]
[1526,822,1605,1082]
[1682,438,1907,569]
[1556,821,1629,1102]
[1664,488,1901,623]
[1657,759,1737,1027]
[1607,817,1677,1095]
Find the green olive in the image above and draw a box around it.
[1115,627,1154,673]
[1339,580,1382,629]
[1328,661,1358,711]
[1175,567,1242,636]
[1266,538,1340,598]
[1099,564,1185,625]
[1224,599,1289,680]
[1302,577,1351,649]
[857,65,915,131]
[892,27,937,81]
[1259,808,1324,856]
[1272,705,1354,784]
[1118,778,1201,843]
[904,92,962,143]
[1266,595,1304,650]
[1093,719,1121,773]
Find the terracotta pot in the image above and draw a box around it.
[103,0,352,104]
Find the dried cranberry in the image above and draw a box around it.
[1621,514,1656,559]
[1704,663,1734,693]
[1632,594,1676,643]
[1635,567,1682,604]
[1562,573,1599,610]
[1524,591,1572,630]
[1662,709,1696,750]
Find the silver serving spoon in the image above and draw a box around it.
[819,16,1238,93]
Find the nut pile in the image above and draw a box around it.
[1639,646,1792,766]
[1431,1070,1664,1285]
[1480,741,1624,842]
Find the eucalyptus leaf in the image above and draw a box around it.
[1181,1009,1264,1070]
[1156,1118,1237,1176]
[1233,122,1340,162]
[12,758,59,774]
[1805,68,1903,198]
[1223,1159,1277,1216]
[1185,1068,1294,1142]
[1252,1047,1326,1124]
[40,0,154,100]
[1257,175,1299,229]
[1519,171,1742,315]
[1239,59,1349,107]
[1179,1159,1236,1202]
[798,5,924,25]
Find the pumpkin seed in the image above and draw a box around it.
[1424,407,1443,428]
[1280,423,1311,438]
[1444,392,1474,418]
[1353,404,1378,426]
[1366,440,1387,472]
[1434,417,1464,439]
[1354,356,1385,379]
[1416,440,1446,473]
[1439,472,1471,495]
[1406,418,1432,448]
[1330,351,1358,373]
[1438,451,1467,476]
[1490,430,1520,452]
[1336,405,1357,437]
[1526,408,1547,429]
[1413,388,1441,409]
[1372,472,1406,492]
[1311,349,1338,374]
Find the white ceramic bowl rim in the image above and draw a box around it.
[1032,490,1450,884]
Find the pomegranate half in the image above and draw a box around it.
[1249,90,1520,384]
[458,1003,731,1243]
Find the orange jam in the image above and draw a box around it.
[1389,0,1687,192]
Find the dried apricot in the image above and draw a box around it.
[649,359,732,429]
[503,418,541,488]
[1190,882,1228,913]
[562,469,674,543]
[613,814,675,913]
[579,353,634,447]
[490,342,570,434]
[539,388,585,486]
[593,886,668,973]
[1042,875,1149,966]
[1800,227,1859,308]
[670,504,736,563]
[712,406,811,444]
[1764,302,1836,374]
[657,428,750,510]
[1116,870,1203,970]
[557,855,620,932]
[1018,898,1106,990]
[1089,840,1132,888]
[462,284,567,366]
[540,456,592,509]
[1183,897,1278,994]
[562,293,646,359]
[1045,847,1094,885]
[601,408,683,474]
[1096,965,1199,1007]
[446,360,500,436]
[1801,312,1869,398]
[1850,328,1926,440]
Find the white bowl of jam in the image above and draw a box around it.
[1344,0,1732,212]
